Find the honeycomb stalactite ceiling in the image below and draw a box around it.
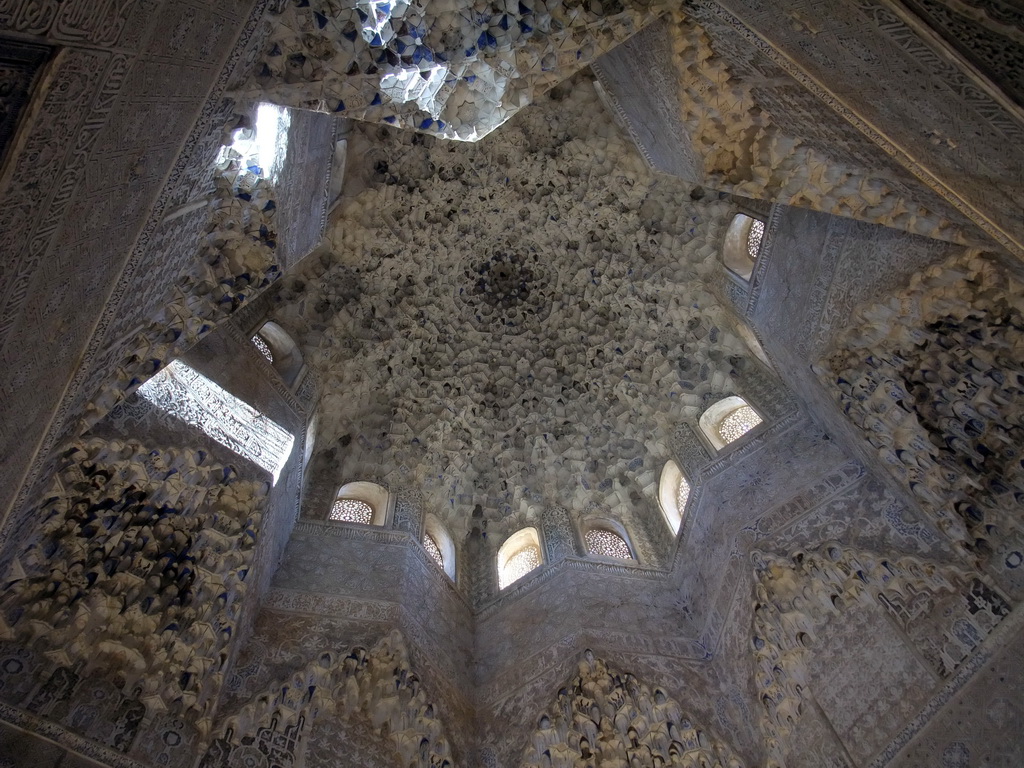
[270,75,761,537]
[248,0,670,140]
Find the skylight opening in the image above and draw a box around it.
[138,360,294,483]
[215,103,292,183]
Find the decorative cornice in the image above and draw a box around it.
[292,518,412,545]
[0,702,148,768]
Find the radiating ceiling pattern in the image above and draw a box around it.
[270,78,762,535]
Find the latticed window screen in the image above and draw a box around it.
[676,476,691,513]
[329,498,374,524]
[137,360,293,483]
[252,334,273,362]
[499,545,541,589]
[584,529,631,560]
[718,405,763,444]
[747,219,765,262]
[423,534,443,568]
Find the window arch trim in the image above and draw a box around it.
[252,320,305,388]
[497,527,543,590]
[329,481,392,526]
[423,513,456,580]
[722,213,765,281]
[698,395,764,451]
[658,460,689,535]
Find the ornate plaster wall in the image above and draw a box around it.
[0,0,268,546]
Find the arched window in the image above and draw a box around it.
[658,460,690,534]
[699,396,764,451]
[328,481,391,526]
[497,527,543,589]
[423,514,456,579]
[251,321,304,387]
[583,519,634,561]
[722,213,766,281]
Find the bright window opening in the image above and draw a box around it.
[424,513,456,579]
[699,396,764,451]
[498,527,543,589]
[676,476,691,514]
[137,360,294,483]
[215,103,291,183]
[330,498,374,524]
[501,546,541,588]
[423,533,444,568]
[658,460,689,534]
[719,405,762,443]
[252,334,273,362]
[584,529,631,560]
[747,219,765,261]
[722,214,766,281]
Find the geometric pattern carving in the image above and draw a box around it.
[718,404,763,444]
[137,360,295,482]
[500,546,541,590]
[583,529,631,560]
[423,533,444,568]
[330,498,374,524]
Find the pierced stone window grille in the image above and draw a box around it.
[747,219,765,261]
[676,476,691,513]
[137,360,294,483]
[423,534,444,568]
[699,396,764,451]
[584,529,631,560]
[500,545,541,589]
[252,334,273,363]
[722,214,765,281]
[718,405,762,444]
[330,498,374,524]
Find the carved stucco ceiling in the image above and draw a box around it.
[270,75,760,538]
[246,0,670,140]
